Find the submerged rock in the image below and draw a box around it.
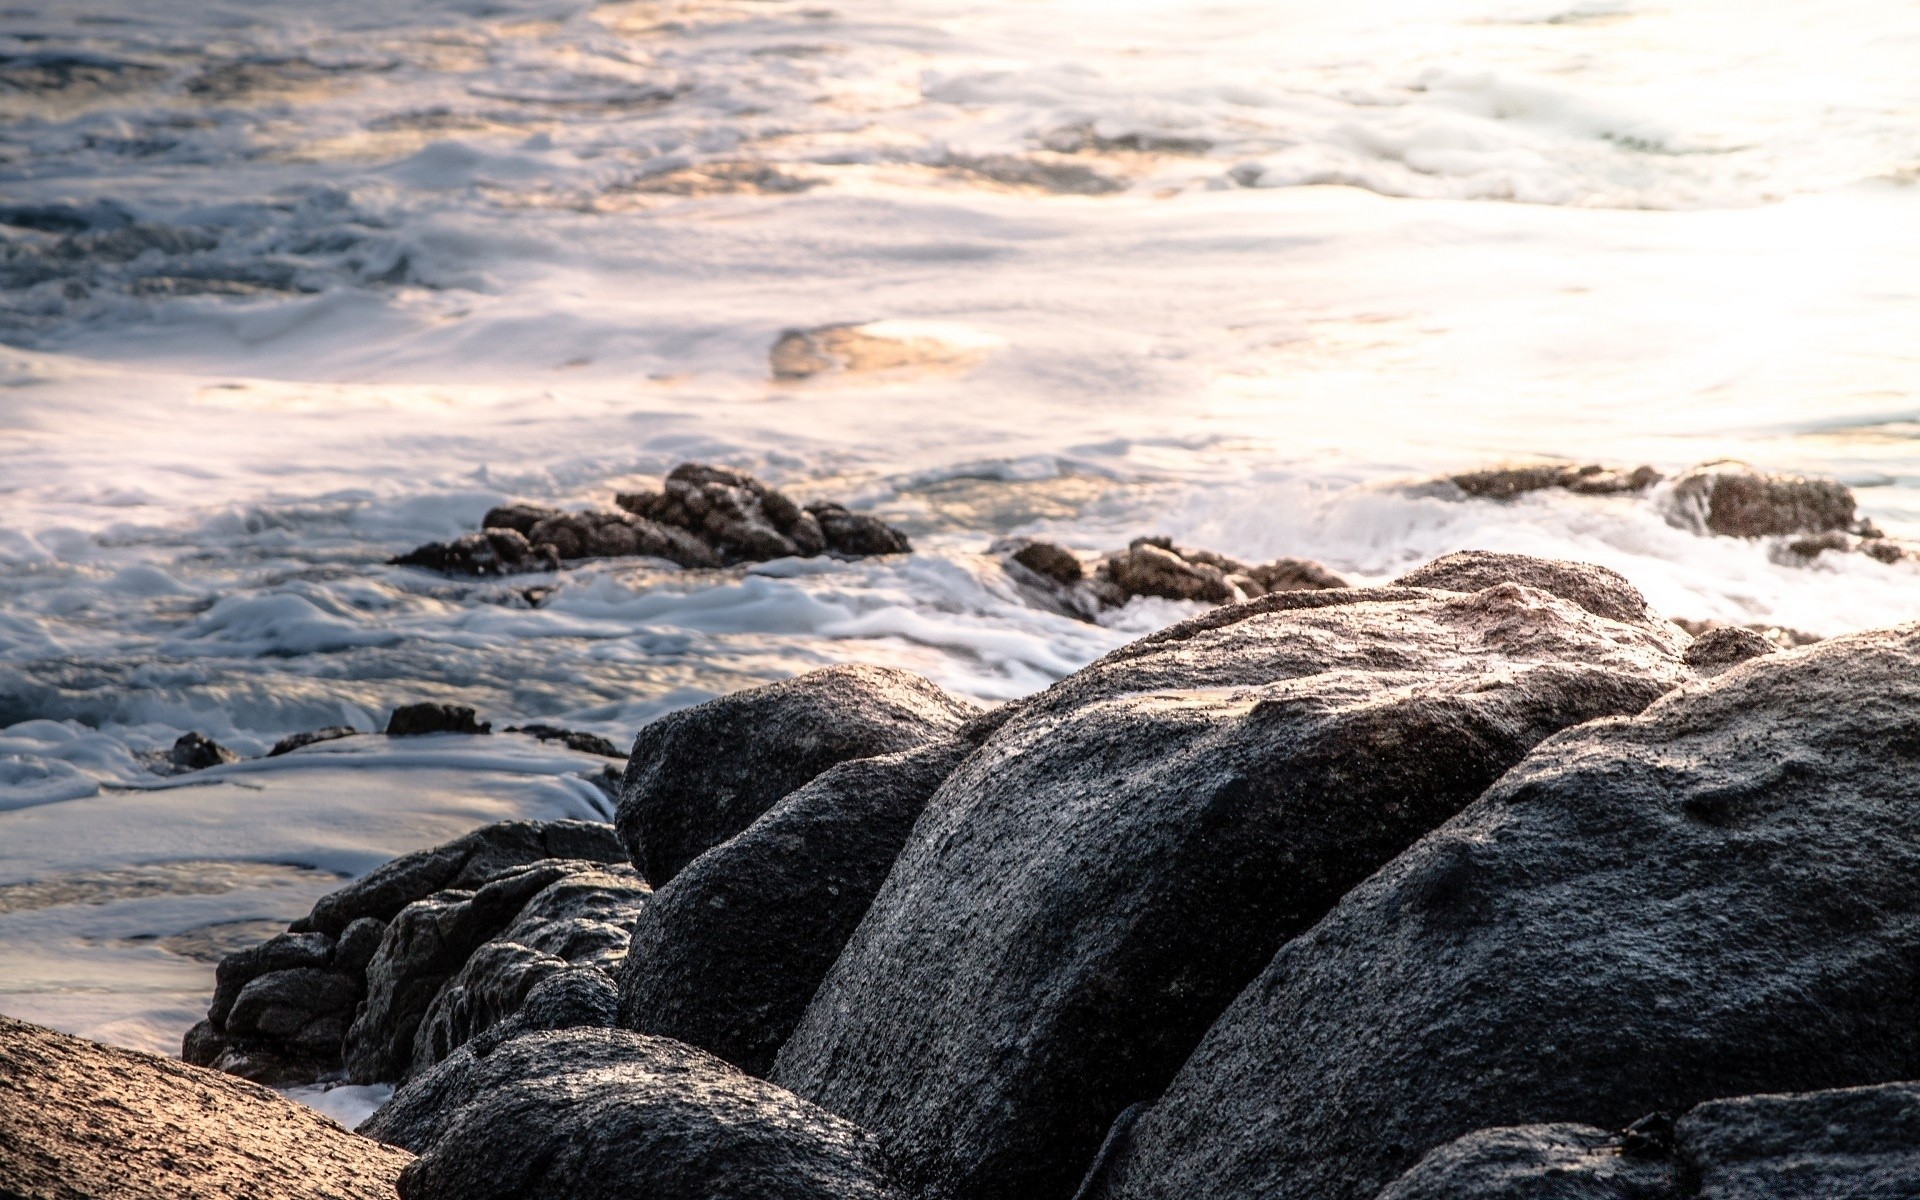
[503,723,623,757]
[616,664,978,886]
[1374,1123,1675,1200]
[267,725,359,756]
[386,702,490,736]
[773,567,1689,1200]
[1098,625,1920,1200]
[2,1014,410,1200]
[620,739,973,1075]
[167,731,237,772]
[359,1027,895,1200]
[1447,462,1661,500]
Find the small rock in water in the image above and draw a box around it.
[1011,539,1084,586]
[1667,461,1856,538]
[390,528,561,577]
[166,731,237,772]
[268,725,360,756]
[1447,461,1661,500]
[505,724,623,758]
[386,703,491,737]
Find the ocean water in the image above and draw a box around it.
[1,0,1917,1086]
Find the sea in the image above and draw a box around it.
[0,0,1916,1119]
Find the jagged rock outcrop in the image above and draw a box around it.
[1373,1122,1676,1200]
[390,527,562,576]
[1394,549,1648,624]
[386,702,490,736]
[504,723,623,757]
[1,1014,410,1200]
[185,819,628,1086]
[359,1028,896,1200]
[1667,461,1856,538]
[620,739,973,1075]
[617,664,978,886]
[1095,626,1920,1200]
[1446,462,1661,500]
[772,565,1691,1200]
[995,535,1348,620]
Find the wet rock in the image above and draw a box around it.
[1375,1124,1675,1200]
[1677,1079,1920,1198]
[1099,626,1920,1200]
[810,501,914,555]
[504,723,623,757]
[226,967,360,1052]
[359,1027,894,1200]
[1668,461,1856,537]
[1672,617,1822,651]
[617,664,978,886]
[481,503,561,537]
[390,528,560,577]
[335,916,387,976]
[1011,539,1085,586]
[1394,549,1649,624]
[773,575,1689,1200]
[1099,538,1234,603]
[1449,462,1662,500]
[168,731,237,772]
[1680,625,1775,675]
[344,859,597,1083]
[386,702,491,736]
[1,1014,410,1200]
[1245,557,1348,592]
[410,941,570,1076]
[494,864,650,967]
[296,818,624,937]
[525,508,720,567]
[621,740,972,1075]
[208,931,335,1029]
[268,725,360,756]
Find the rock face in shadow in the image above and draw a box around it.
[617,665,978,886]
[1097,626,1920,1200]
[771,571,1691,1200]
[0,1014,410,1200]
[620,739,973,1075]
[1667,462,1856,538]
[386,702,491,736]
[359,1027,895,1200]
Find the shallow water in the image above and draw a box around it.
[1,0,1917,1087]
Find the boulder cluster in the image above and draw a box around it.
[392,463,913,577]
[25,547,1920,1199]
[996,534,1350,619]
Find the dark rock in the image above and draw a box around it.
[1245,557,1348,592]
[1099,538,1234,603]
[494,864,649,967]
[1681,626,1775,674]
[773,578,1690,1200]
[0,1014,410,1200]
[335,916,387,976]
[358,1027,894,1200]
[390,528,561,577]
[225,967,360,1053]
[410,941,570,1075]
[617,664,978,886]
[296,818,624,937]
[1375,1124,1674,1200]
[1677,1079,1920,1198]
[344,859,595,1083]
[1672,617,1822,651]
[1099,626,1920,1200]
[1013,540,1084,585]
[1668,461,1856,537]
[208,931,334,1028]
[268,725,360,756]
[504,723,623,757]
[168,731,236,772]
[1449,462,1661,500]
[809,501,913,556]
[1394,549,1650,624]
[481,503,562,536]
[524,508,720,568]
[386,702,491,737]
[621,740,972,1075]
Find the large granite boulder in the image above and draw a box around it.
[1096,626,1920,1200]
[617,664,978,885]
[1,1014,409,1200]
[772,569,1691,1200]
[620,739,973,1075]
[359,1027,895,1200]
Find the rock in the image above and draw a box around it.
[410,865,650,1073]
[1668,461,1856,537]
[296,818,625,937]
[1097,625,1920,1200]
[525,508,720,567]
[359,1027,895,1200]
[1374,1124,1675,1200]
[1448,462,1662,500]
[168,731,236,772]
[773,575,1690,1200]
[621,740,972,1075]
[809,501,913,556]
[624,462,828,563]
[208,930,334,1029]
[617,664,978,885]
[504,723,623,757]
[390,528,561,577]
[481,503,562,536]
[226,967,360,1051]
[1394,549,1648,624]
[335,916,386,975]
[1681,625,1775,674]
[1245,557,1348,592]
[1012,539,1084,586]
[1672,617,1822,651]
[268,725,359,756]
[386,702,491,736]
[770,322,986,382]
[0,1015,410,1200]
[1099,538,1234,603]
[344,859,599,1083]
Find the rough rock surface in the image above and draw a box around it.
[168,731,237,771]
[504,723,623,757]
[386,702,490,736]
[617,664,978,885]
[1668,461,1856,537]
[1374,1123,1675,1200]
[0,1014,410,1200]
[773,573,1690,1200]
[1448,462,1661,500]
[267,725,359,756]
[1394,549,1648,624]
[996,535,1347,620]
[1680,625,1775,674]
[1098,626,1920,1200]
[359,1027,895,1200]
[621,739,973,1075]
[390,527,561,576]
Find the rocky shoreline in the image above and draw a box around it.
[8,541,1920,1199]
